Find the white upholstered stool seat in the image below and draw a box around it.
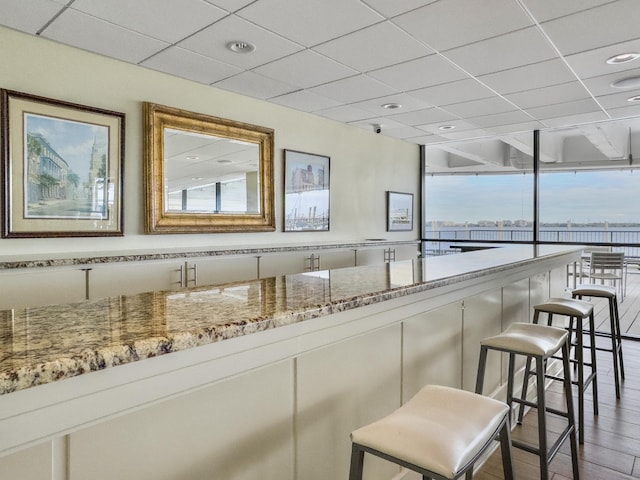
[533,297,593,318]
[572,284,616,298]
[349,385,514,480]
[478,322,568,357]
[476,322,580,480]
[572,283,625,399]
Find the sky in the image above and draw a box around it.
[425,170,640,224]
[26,113,108,181]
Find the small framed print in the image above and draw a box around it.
[386,191,413,232]
[283,149,330,232]
[1,89,125,237]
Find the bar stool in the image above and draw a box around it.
[524,298,598,444]
[572,284,625,399]
[348,384,514,480]
[476,322,580,480]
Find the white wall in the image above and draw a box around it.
[0,26,420,259]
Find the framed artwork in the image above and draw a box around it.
[283,149,330,232]
[1,89,125,237]
[386,191,413,231]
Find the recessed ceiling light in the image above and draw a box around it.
[438,125,456,130]
[381,102,402,110]
[606,53,640,65]
[217,159,233,164]
[628,95,640,102]
[610,76,640,89]
[226,41,256,54]
[191,177,203,181]
[185,156,199,160]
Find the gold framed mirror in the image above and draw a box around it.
[143,102,275,233]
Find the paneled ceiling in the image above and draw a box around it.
[2,0,640,165]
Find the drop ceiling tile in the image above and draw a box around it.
[488,121,546,135]
[582,67,640,96]
[70,0,228,43]
[436,128,492,140]
[142,46,242,84]
[416,119,481,135]
[349,93,432,116]
[442,27,558,76]
[607,104,640,119]
[469,110,534,128]
[540,0,640,56]
[349,117,407,131]
[388,107,458,126]
[315,105,374,123]
[564,38,640,79]
[0,0,63,34]
[415,134,449,145]
[203,0,255,12]
[179,15,303,69]
[541,111,609,127]
[270,90,341,112]
[309,75,397,104]
[42,9,169,64]
[213,71,297,99]
[314,21,433,73]
[478,58,577,95]
[410,78,495,106]
[237,0,384,47]
[361,0,438,18]
[253,50,358,89]
[521,0,614,22]
[525,98,603,121]
[443,96,518,119]
[380,126,433,140]
[596,90,640,110]
[505,81,591,109]
[393,0,532,51]
[368,54,468,91]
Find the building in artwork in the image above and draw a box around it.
[26,132,69,204]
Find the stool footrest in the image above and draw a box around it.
[512,423,575,465]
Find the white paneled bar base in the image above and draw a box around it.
[0,245,579,480]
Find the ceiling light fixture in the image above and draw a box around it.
[185,156,199,160]
[610,76,640,89]
[217,159,233,164]
[438,125,455,130]
[226,41,256,54]
[628,95,640,102]
[381,102,402,110]
[606,53,640,64]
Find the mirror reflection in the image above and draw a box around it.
[143,102,275,234]
[164,128,260,214]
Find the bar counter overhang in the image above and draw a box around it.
[0,244,581,462]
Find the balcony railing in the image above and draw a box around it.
[424,228,640,258]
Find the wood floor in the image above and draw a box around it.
[475,277,640,479]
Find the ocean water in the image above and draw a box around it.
[425,226,640,257]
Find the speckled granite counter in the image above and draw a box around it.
[0,240,417,269]
[0,244,580,396]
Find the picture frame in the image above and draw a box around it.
[1,89,125,237]
[386,191,413,232]
[283,149,330,232]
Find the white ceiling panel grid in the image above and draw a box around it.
[1,0,639,144]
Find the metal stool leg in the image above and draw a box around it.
[560,339,581,480]
[348,444,364,480]
[536,355,549,480]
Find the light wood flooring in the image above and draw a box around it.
[475,275,640,479]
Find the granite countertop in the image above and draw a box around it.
[0,245,579,395]
[0,239,418,270]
